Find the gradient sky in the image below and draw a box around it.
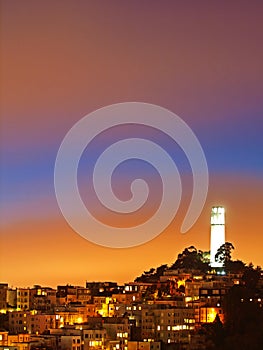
[1,0,263,288]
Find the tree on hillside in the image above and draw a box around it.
[156,264,168,277]
[242,263,261,290]
[201,250,210,264]
[226,260,246,274]
[170,246,209,272]
[144,268,155,275]
[215,242,234,266]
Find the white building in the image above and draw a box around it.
[210,206,225,268]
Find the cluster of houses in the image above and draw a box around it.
[0,269,258,350]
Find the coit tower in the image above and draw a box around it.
[210,206,225,267]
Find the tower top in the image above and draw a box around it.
[211,206,225,225]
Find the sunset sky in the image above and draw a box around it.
[1,0,263,288]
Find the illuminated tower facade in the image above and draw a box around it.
[210,206,225,268]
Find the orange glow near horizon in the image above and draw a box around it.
[1,175,263,288]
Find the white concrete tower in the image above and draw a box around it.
[210,206,225,267]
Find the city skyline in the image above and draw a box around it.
[1,1,263,288]
[1,251,262,349]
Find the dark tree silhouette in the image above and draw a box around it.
[225,259,245,274]
[170,246,209,272]
[242,263,261,290]
[156,264,168,277]
[215,242,234,266]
